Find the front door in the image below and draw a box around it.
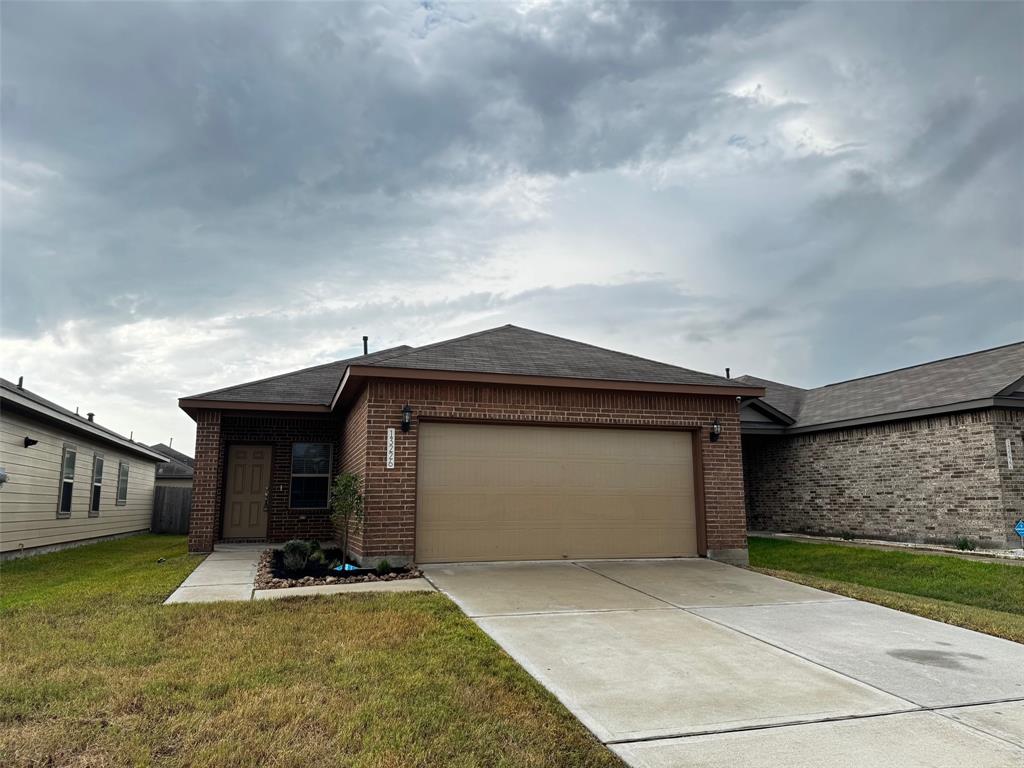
[223,445,271,539]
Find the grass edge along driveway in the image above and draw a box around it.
[748,536,1024,643]
[0,535,621,768]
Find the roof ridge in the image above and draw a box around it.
[184,344,412,400]
[373,324,739,385]
[818,339,1024,390]
[505,324,737,384]
[360,325,518,367]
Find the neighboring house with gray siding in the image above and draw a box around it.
[739,342,1024,549]
[150,442,194,489]
[0,378,165,558]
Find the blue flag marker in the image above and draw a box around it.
[1015,520,1024,539]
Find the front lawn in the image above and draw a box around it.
[0,535,620,768]
[749,536,1024,643]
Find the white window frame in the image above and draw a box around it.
[57,443,77,519]
[90,453,104,517]
[289,443,332,509]
[116,461,129,506]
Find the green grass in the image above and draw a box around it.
[749,537,1024,642]
[0,535,620,768]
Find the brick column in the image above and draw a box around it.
[188,409,223,553]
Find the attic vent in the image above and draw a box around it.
[87,413,95,422]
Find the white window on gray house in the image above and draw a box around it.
[116,461,129,505]
[58,444,77,518]
[290,443,331,508]
[91,454,104,517]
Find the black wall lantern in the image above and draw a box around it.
[24,437,39,448]
[709,417,722,443]
[401,404,413,433]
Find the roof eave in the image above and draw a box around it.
[2,391,166,462]
[337,365,765,398]
[742,398,796,426]
[778,397,1022,435]
[178,398,332,419]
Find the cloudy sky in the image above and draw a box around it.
[2,1,1022,454]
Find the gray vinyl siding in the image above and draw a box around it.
[0,410,158,553]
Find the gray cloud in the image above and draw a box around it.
[2,0,1022,452]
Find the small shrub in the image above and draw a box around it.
[840,531,856,541]
[954,536,976,552]
[282,540,313,573]
[376,559,391,575]
[309,548,326,566]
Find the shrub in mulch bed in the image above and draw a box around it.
[254,548,423,590]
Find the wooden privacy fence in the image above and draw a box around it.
[152,486,192,534]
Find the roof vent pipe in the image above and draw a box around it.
[87,413,94,422]
[725,367,731,379]
[362,335,368,355]
[17,376,23,389]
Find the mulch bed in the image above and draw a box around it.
[254,548,424,590]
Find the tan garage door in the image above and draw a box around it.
[416,422,697,563]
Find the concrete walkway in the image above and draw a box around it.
[424,559,1024,767]
[164,543,434,604]
[164,543,263,603]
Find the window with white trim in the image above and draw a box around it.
[116,461,129,505]
[91,454,104,517]
[290,443,331,508]
[57,444,77,518]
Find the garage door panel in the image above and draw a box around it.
[416,423,697,563]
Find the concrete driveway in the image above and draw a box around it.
[423,559,1024,767]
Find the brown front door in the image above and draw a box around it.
[223,445,271,539]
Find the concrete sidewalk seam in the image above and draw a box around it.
[573,560,921,711]
[603,705,925,745]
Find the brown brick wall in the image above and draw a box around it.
[743,408,1021,548]
[336,389,369,556]
[357,379,747,563]
[219,412,344,543]
[188,409,222,553]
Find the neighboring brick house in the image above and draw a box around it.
[738,342,1024,549]
[180,325,762,565]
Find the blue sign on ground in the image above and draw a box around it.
[1015,520,1024,538]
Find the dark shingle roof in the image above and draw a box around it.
[363,325,747,388]
[150,443,194,467]
[182,346,412,405]
[734,375,807,420]
[149,443,194,479]
[0,378,165,461]
[739,341,1024,430]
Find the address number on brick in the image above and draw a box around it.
[386,427,396,469]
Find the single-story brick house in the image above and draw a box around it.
[738,342,1024,549]
[180,325,762,565]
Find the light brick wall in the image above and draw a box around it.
[355,379,747,563]
[743,408,1021,548]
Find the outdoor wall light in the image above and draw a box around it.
[23,437,39,448]
[709,418,722,443]
[401,404,413,433]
